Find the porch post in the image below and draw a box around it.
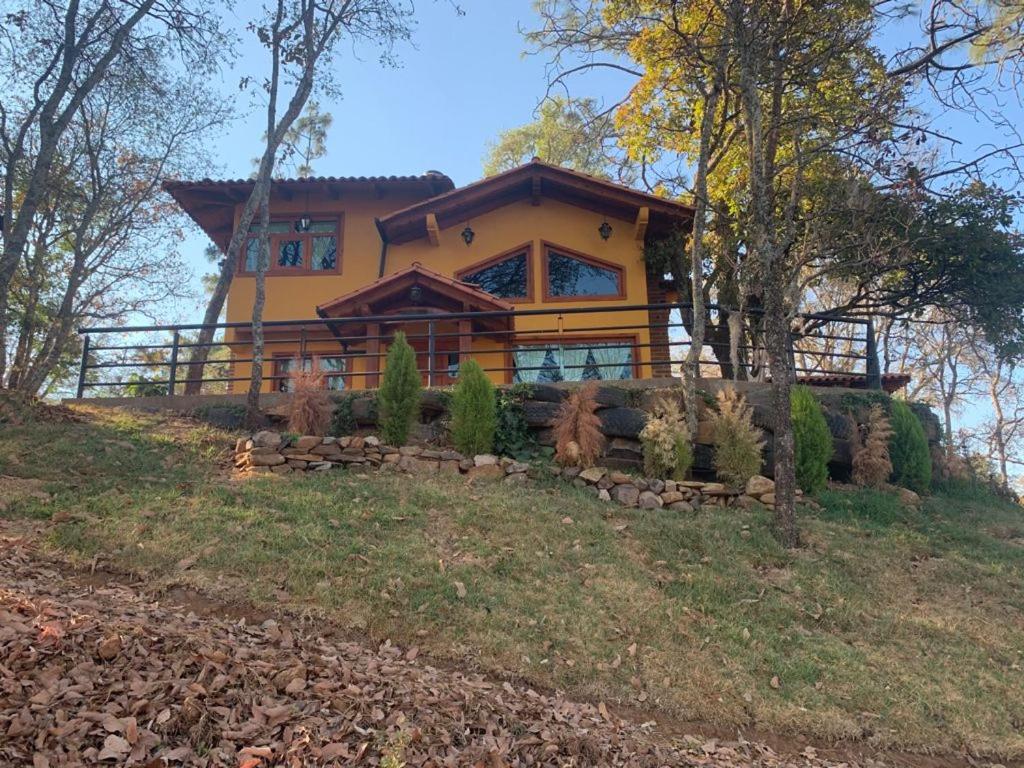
[865,317,882,390]
[458,319,472,365]
[76,334,91,399]
[167,330,180,396]
[366,322,381,388]
[426,320,436,387]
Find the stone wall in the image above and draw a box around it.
[232,430,822,513]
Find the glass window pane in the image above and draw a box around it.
[309,220,337,233]
[312,236,337,270]
[276,358,293,392]
[462,252,528,298]
[248,221,291,233]
[245,238,260,271]
[278,240,303,268]
[319,357,346,390]
[547,250,621,297]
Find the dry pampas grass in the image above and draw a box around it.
[287,368,332,436]
[552,382,605,468]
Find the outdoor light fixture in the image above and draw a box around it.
[409,285,423,303]
[297,215,311,232]
[461,225,475,245]
[598,221,613,240]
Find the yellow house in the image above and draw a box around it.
[165,160,695,392]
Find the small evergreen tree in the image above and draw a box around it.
[377,331,421,446]
[890,400,932,493]
[791,385,833,494]
[450,359,497,455]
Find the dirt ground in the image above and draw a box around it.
[0,520,1006,767]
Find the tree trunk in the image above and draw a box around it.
[245,194,271,426]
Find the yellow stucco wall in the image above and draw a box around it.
[224,192,654,392]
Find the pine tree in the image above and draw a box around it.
[450,359,497,455]
[377,331,421,446]
[791,386,833,494]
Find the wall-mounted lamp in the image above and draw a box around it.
[461,225,475,245]
[598,221,613,240]
[297,215,312,232]
[409,285,423,303]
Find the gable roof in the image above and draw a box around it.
[162,172,455,249]
[316,262,514,319]
[377,159,695,245]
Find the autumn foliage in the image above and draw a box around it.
[287,368,332,436]
[552,382,605,468]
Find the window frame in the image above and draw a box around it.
[272,352,352,392]
[541,241,626,302]
[238,213,344,276]
[507,334,639,384]
[455,242,534,303]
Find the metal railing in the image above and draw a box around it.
[74,302,881,397]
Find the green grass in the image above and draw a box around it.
[2,406,1023,757]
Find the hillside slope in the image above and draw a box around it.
[2,405,1022,758]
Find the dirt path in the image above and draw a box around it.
[0,523,993,767]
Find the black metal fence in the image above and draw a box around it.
[75,302,881,397]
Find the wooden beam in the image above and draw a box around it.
[425,213,440,247]
[458,319,472,365]
[531,175,542,206]
[366,322,381,388]
[634,206,650,244]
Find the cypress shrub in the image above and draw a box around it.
[890,400,932,493]
[377,331,421,446]
[791,385,833,494]
[450,359,497,455]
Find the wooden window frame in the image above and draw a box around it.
[505,333,640,384]
[271,352,353,391]
[455,242,534,303]
[239,213,344,276]
[541,241,626,302]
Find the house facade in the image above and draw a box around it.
[165,160,695,392]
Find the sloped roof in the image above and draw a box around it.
[377,158,695,245]
[162,172,455,249]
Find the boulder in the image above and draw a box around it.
[578,467,606,484]
[608,471,633,485]
[473,454,499,467]
[898,487,921,507]
[252,431,282,449]
[399,446,423,457]
[466,464,504,482]
[398,456,439,474]
[506,461,530,475]
[647,479,665,495]
[439,460,462,475]
[248,452,285,467]
[667,500,694,513]
[598,488,611,502]
[638,491,663,509]
[761,492,776,506]
[660,491,684,505]
[611,484,640,507]
[745,475,775,499]
[503,472,528,485]
[597,407,648,439]
[294,435,322,451]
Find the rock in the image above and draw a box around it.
[647,479,665,495]
[348,436,365,450]
[678,480,705,489]
[608,471,633,485]
[562,466,581,480]
[506,461,530,474]
[597,475,615,490]
[399,445,423,457]
[310,444,342,457]
[572,478,587,489]
[578,467,606,484]
[701,482,727,494]
[466,464,504,482]
[503,472,528,485]
[251,431,282,449]
[294,435,322,451]
[248,452,285,467]
[234,437,248,453]
[419,389,449,415]
[322,436,337,444]
[286,459,309,469]
[439,460,462,475]
[382,453,401,464]
[660,491,684,505]
[593,385,629,408]
[398,456,439,474]
[473,454,498,467]
[667,501,694,513]
[611,484,640,507]
[664,480,677,493]
[459,458,475,472]
[308,461,333,471]
[898,487,921,507]
[598,489,611,502]
[735,495,759,509]
[440,450,463,461]
[606,437,644,460]
[597,407,648,439]
[96,635,122,661]
[522,400,562,427]
[761,492,776,506]
[635,478,648,491]
[745,475,775,498]
[638,491,663,509]
[270,464,292,474]
[364,435,380,448]
[421,449,443,460]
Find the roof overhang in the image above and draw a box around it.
[162,173,455,250]
[377,159,696,245]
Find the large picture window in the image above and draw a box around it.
[512,340,634,383]
[543,244,624,300]
[457,245,532,300]
[241,216,341,275]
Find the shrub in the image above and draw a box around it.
[890,400,932,493]
[851,404,893,488]
[329,393,357,437]
[552,381,605,468]
[494,384,539,459]
[639,396,693,480]
[449,359,497,455]
[377,331,421,446]
[791,385,833,494]
[710,385,764,488]
[287,369,332,436]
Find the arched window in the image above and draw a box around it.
[457,245,532,300]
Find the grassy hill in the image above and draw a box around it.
[2,404,1023,758]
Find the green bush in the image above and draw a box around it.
[377,331,421,446]
[449,359,497,455]
[494,384,539,459]
[329,394,357,437]
[791,385,833,494]
[890,400,932,493]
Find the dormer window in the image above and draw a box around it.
[456,244,533,301]
[241,216,342,275]
[542,243,624,300]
